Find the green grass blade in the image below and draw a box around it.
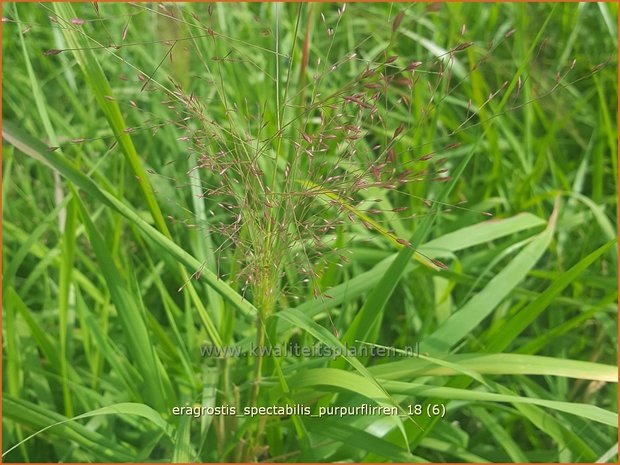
[73,189,169,410]
[172,415,193,463]
[52,3,168,235]
[339,150,476,349]
[263,211,547,348]
[370,353,617,382]
[3,396,137,461]
[50,3,231,348]
[3,399,173,459]
[382,380,617,427]
[485,239,617,352]
[423,200,559,352]
[2,120,257,324]
[469,406,528,462]
[273,308,412,450]
[58,197,77,417]
[303,418,423,462]
[422,212,546,254]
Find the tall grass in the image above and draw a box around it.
[2,2,618,462]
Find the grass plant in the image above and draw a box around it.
[2,2,618,462]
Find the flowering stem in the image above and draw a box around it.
[243,266,276,461]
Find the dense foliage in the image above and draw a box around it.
[2,2,618,462]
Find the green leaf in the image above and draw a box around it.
[485,239,617,352]
[339,150,476,349]
[382,380,617,427]
[172,415,193,463]
[73,190,170,410]
[273,308,412,451]
[303,418,423,462]
[3,397,146,461]
[2,120,257,326]
[52,3,168,235]
[370,353,617,382]
[423,200,560,352]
